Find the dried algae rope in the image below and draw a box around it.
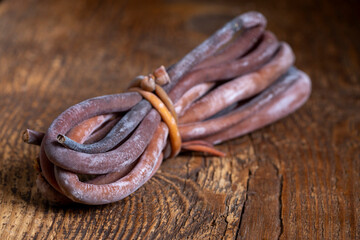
[23,12,311,205]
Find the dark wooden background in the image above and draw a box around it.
[0,0,359,239]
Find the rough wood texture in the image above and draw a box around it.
[0,0,359,239]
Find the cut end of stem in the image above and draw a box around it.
[57,134,66,144]
[22,129,30,143]
[22,129,45,145]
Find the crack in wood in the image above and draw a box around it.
[183,156,191,192]
[234,169,251,240]
[221,196,231,240]
[221,158,234,239]
[278,175,284,240]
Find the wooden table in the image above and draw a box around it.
[0,0,359,239]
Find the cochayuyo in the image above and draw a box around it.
[23,12,311,205]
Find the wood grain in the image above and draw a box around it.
[0,0,359,239]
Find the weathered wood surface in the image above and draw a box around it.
[0,0,359,239]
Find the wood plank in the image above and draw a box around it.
[0,0,359,239]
